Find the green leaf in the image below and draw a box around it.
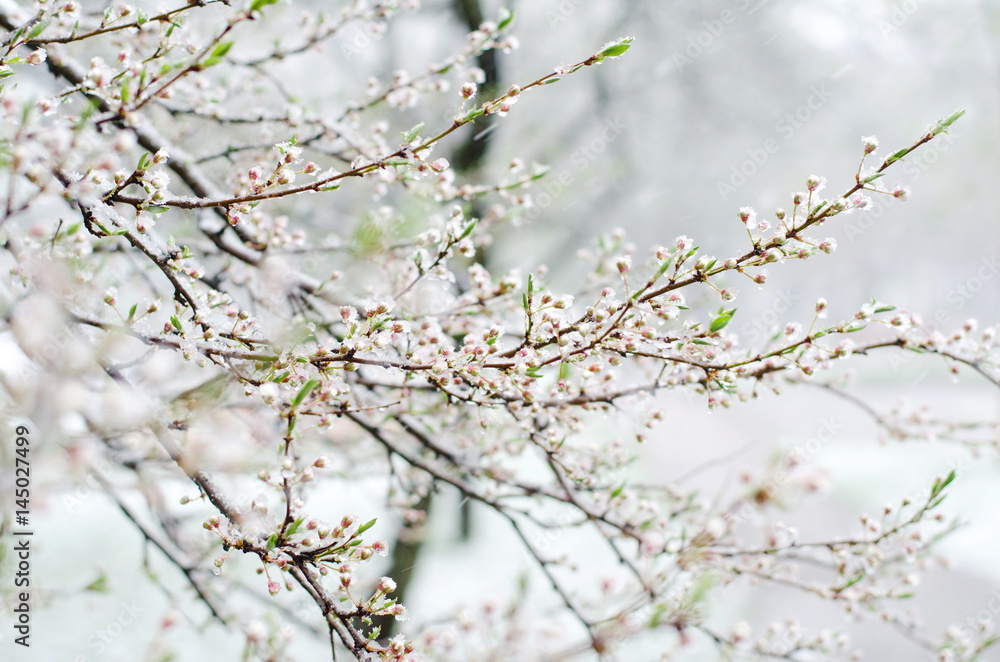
[169,315,183,331]
[85,572,109,593]
[886,148,908,164]
[459,219,477,240]
[137,153,151,172]
[27,20,47,40]
[709,307,736,333]
[401,122,424,143]
[291,378,320,408]
[862,172,885,184]
[595,37,634,61]
[319,183,340,191]
[202,41,234,68]
[461,107,486,122]
[266,533,278,550]
[127,303,137,322]
[146,206,170,215]
[250,0,279,13]
[542,77,561,85]
[285,518,304,536]
[932,109,965,135]
[356,517,378,535]
[930,470,956,499]
[498,8,515,31]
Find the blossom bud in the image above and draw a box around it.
[26,49,47,65]
[378,576,397,594]
[805,175,826,192]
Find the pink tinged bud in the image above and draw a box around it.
[267,581,281,596]
[616,256,631,273]
[753,272,767,285]
[805,175,826,192]
[460,82,477,98]
[850,194,871,209]
[775,207,786,220]
[378,577,397,593]
[248,166,263,181]
[815,298,828,313]
[720,289,735,301]
[792,192,805,205]
[891,186,911,200]
[862,135,879,154]
[340,574,352,588]
[818,239,837,254]
[738,207,755,224]
[302,161,318,174]
[26,49,47,65]
[430,158,450,172]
